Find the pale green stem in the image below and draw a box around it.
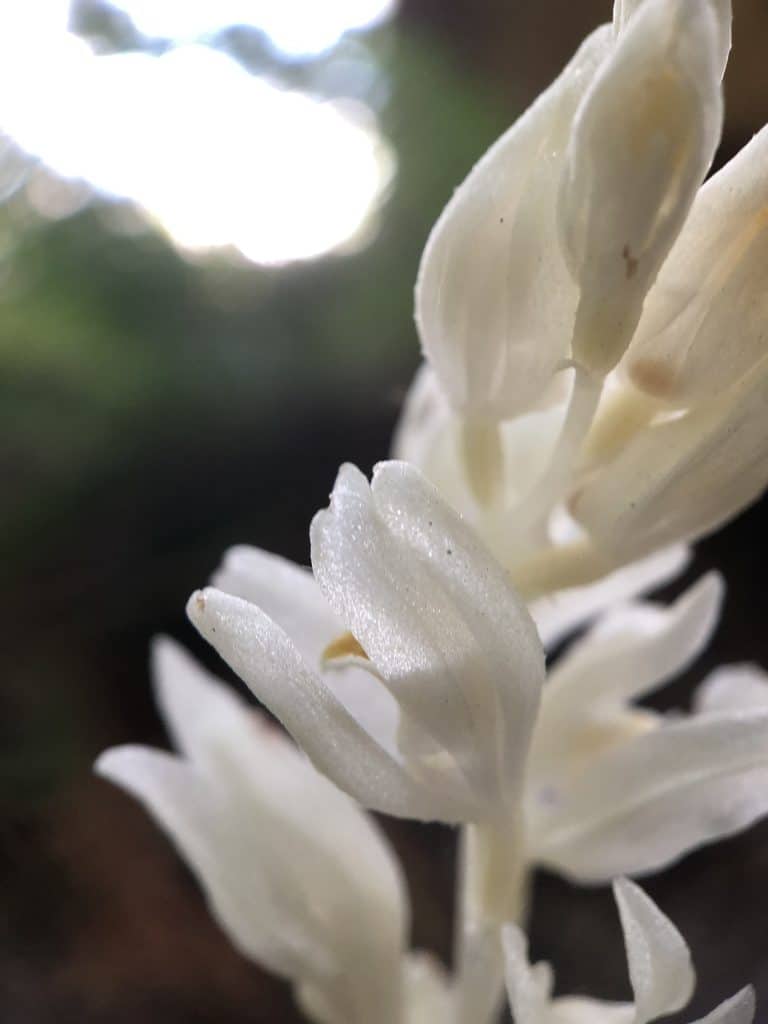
[455,819,529,1024]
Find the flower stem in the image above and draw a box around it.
[455,820,528,1024]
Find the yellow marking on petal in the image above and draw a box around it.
[322,631,369,663]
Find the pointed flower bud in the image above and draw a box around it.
[626,125,768,404]
[559,0,724,375]
[415,25,612,422]
[569,353,768,562]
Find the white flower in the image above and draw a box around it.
[188,460,768,886]
[503,877,755,1024]
[189,460,546,829]
[96,638,409,1024]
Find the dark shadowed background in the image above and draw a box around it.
[2,1,768,1020]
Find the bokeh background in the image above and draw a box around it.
[2,1,768,1020]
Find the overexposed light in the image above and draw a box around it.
[0,14,394,264]
[106,0,396,57]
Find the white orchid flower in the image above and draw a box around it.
[503,878,755,1024]
[96,639,410,1024]
[189,461,545,838]
[188,460,768,895]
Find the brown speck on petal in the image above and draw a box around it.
[622,243,639,279]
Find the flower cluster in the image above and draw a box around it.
[99,0,768,1021]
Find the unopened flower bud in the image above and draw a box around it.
[559,0,723,376]
[415,26,611,422]
[626,125,768,405]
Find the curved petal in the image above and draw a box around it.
[530,712,768,881]
[529,544,690,649]
[187,587,471,822]
[613,878,694,1024]
[544,572,722,711]
[502,925,554,1024]
[415,25,612,420]
[211,544,402,753]
[694,664,768,715]
[691,987,756,1024]
[530,574,722,785]
[310,460,544,814]
[212,545,342,668]
[561,0,723,375]
[570,354,768,561]
[95,746,307,982]
[626,126,768,405]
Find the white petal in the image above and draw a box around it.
[404,953,454,1024]
[212,544,402,753]
[613,878,694,1024]
[502,924,554,1024]
[531,712,768,881]
[544,573,722,712]
[694,664,768,715]
[95,746,305,981]
[626,126,768,405]
[570,355,768,561]
[549,998,634,1024]
[415,25,611,420]
[186,586,467,822]
[530,574,722,787]
[613,0,731,79]
[560,0,723,374]
[690,987,756,1024]
[212,544,342,668]
[529,544,690,649]
[310,460,544,815]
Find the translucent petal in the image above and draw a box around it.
[690,987,756,1024]
[212,544,402,754]
[560,0,723,374]
[570,354,768,561]
[626,126,768,404]
[502,925,554,1024]
[531,712,768,881]
[415,25,612,420]
[613,877,694,1024]
[529,544,690,649]
[187,587,470,822]
[310,460,544,814]
[530,574,722,781]
[694,664,768,714]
